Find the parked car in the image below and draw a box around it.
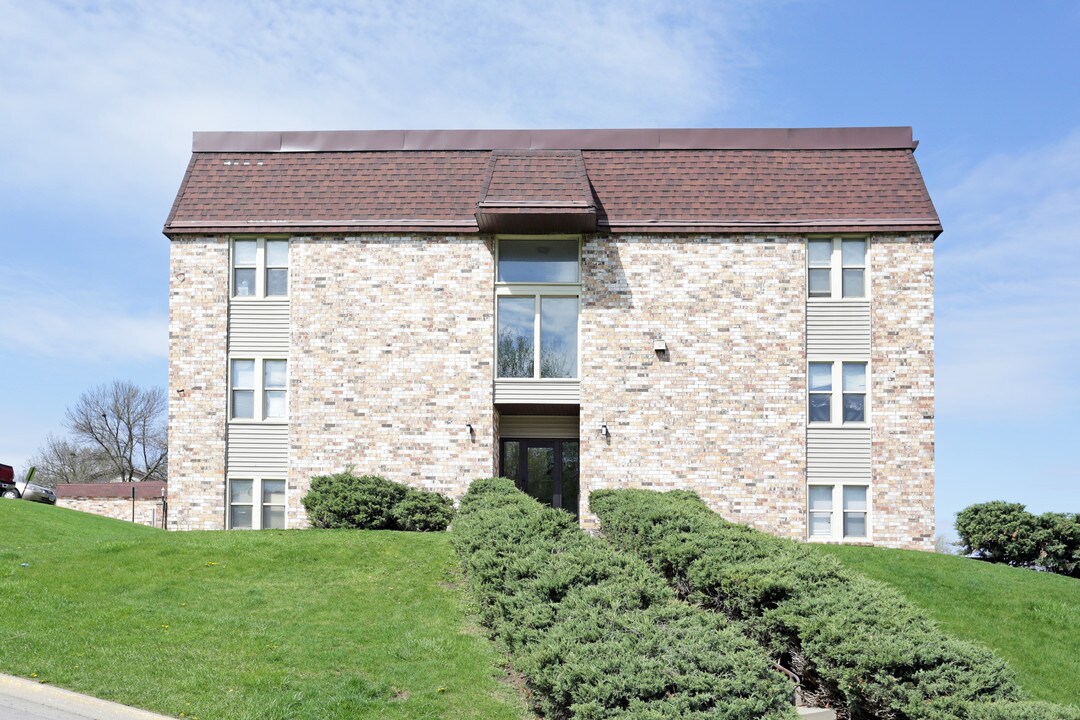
[0,466,57,505]
[0,463,18,499]
[17,483,57,505]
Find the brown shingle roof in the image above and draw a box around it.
[164,128,940,236]
[476,150,597,233]
[54,481,167,499]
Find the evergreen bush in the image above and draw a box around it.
[453,477,796,720]
[392,488,455,531]
[591,489,1041,720]
[955,501,1042,565]
[302,471,453,531]
[956,501,1080,577]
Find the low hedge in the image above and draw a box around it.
[302,471,453,531]
[453,477,796,720]
[591,489,1063,720]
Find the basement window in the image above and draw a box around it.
[229,478,286,529]
[808,484,870,541]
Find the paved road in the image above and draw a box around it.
[0,675,173,720]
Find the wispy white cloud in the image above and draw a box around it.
[0,0,760,217]
[0,268,167,362]
[936,129,1080,421]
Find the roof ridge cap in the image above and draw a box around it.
[192,127,917,153]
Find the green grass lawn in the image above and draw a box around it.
[814,543,1080,707]
[0,501,529,720]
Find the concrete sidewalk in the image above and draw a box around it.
[0,674,174,720]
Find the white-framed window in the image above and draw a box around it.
[807,238,867,299]
[230,358,288,421]
[808,361,868,425]
[495,237,581,380]
[232,238,289,298]
[228,478,287,529]
[808,484,870,541]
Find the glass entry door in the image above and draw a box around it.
[500,439,580,517]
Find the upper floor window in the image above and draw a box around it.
[233,238,289,298]
[230,358,288,421]
[496,238,580,380]
[808,238,866,299]
[808,361,867,425]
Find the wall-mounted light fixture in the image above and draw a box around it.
[600,422,610,437]
[466,422,474,436]
[653,338,668,354]
[176,388,186,397]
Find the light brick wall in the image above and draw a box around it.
[167,238,229,530]
[286,235,498,526]
[578,235,808,537]
[871,235,936,549]
[166,231,934,545]
[57,497,165,528]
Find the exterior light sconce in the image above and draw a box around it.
[177,388,186,397]
[466,422,474,436]
[600,423,610,438]
[653,338,667,355]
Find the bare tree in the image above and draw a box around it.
[497,329,572,379]
[65,381,168,482]
[27,434,113,488]
[934,533,958,555]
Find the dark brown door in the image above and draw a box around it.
[500,439,579,517]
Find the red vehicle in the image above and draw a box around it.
[1,465,56,504]
[1,464,17,498]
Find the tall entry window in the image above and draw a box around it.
[500,439,580,516]
[496,238,580,380]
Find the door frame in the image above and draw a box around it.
[500,437,577,512]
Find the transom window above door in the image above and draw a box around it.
[497,238,580,283]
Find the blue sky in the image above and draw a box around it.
[1,1,1077,537]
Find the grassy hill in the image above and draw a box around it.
[0,501,528,720]
[814,543,1080,707]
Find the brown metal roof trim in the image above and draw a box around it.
[599,222,942,234]
[193,127,917,152]
[54,481,167,499]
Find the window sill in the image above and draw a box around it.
[806,296,870,303]
[228,419,290,426]
[230,296,291,302]
[807,536,873,544]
